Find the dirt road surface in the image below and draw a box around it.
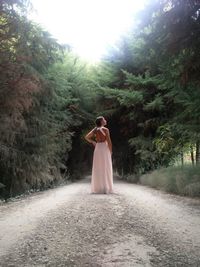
[0,177,200,267]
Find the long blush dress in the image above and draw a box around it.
[91,127,113,194]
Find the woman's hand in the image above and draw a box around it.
[85,129,96,147]
[105,128,112,155]
[91,141,96,147]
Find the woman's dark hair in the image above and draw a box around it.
[95,116,104,127]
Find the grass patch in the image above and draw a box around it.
[140,165,200,197]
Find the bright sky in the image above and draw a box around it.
[29,0,146,63]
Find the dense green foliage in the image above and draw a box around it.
[1,0,200,198]
[0,0,94,197]
[93,0,200,179]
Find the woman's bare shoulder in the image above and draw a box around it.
[92,127,97,132]
[102,127,109,133]
[87,127,96,134]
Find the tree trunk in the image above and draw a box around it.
[190,145,194,166]
[196,141,200,165]
[181,151,184,166]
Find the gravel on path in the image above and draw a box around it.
[0,177,200,267]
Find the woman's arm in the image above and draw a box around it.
[85,129,96,147]
[105,128,112,154]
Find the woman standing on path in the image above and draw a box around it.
[85,116,113,194]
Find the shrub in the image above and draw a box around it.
[140,165,200,197]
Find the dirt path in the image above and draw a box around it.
[0,177,200,266]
